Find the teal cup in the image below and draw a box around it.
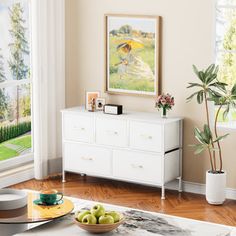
[40,189,63,205]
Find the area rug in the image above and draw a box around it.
[16,196,236,236]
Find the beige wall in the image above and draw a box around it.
[65,0,236,188]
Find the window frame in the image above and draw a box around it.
[214,0,236,130]
[0,0,34,170]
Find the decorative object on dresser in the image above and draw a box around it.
[85,91,100,111]
[187,64,236,205]
[95,97,106,111]
[103,104,123,115]
[105,14,161,97]
[155,93,175,118]
[61,107,183,200]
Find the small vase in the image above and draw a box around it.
[161,107,167,118]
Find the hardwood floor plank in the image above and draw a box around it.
[11,173,236,226]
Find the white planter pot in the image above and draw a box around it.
[206,171,226,205]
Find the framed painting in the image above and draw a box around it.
[105,14,161,97]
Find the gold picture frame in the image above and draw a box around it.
[105,14,162,97]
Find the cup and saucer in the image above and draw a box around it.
[34,189,64,206]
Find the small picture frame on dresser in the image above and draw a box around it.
[95,97,106,111]
[85,91,100,111]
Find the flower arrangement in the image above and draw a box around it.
[155,93,175,117]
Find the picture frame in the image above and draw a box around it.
[105,14,162,97]
[85,91,100,110]
[95,97,106,111]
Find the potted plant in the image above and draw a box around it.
[187,64,236,205]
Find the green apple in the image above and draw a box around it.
[76,210,91,222]
[105,211,120,223]
[82,214,97,224]
[98,215,114,224]
[91,204,105,218]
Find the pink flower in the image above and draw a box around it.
[154,93,175,110]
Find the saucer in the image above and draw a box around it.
[33,199,64,206]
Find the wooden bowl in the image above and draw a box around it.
[74,213,125,234]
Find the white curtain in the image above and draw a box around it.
[31,0,65,179]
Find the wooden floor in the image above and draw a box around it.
[12,173,236,226]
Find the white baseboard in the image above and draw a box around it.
[166,180,236,200]
[0,163,34,189]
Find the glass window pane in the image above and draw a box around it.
[216,52,236,88]
[0,85,32,161]
[0,1,30,82]
[216,8,236,51]
[217,0,236,5]
[215,105,236,123]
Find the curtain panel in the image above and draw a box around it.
[31,0,65,179]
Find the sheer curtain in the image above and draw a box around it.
[31,0,65,179]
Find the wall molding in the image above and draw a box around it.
[166,180,236,200]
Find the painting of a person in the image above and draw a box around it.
[115,39,154,81]
[106,15,160,95]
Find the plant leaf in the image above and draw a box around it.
[199,71,205,83]
[187,83,203,88]
[194,127,206,144]
[213,133,229,143]
[204,124,212,141]
[223,104,230,120]
[231,83,236,95]
[205,64,215,75]
[197,91,204,104]
[194,145,207,155]
[192,65,200,78]
[186,91,199,102]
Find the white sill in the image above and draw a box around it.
[217,122,236,131]
[0,153,33,172]
[0,163,34,188]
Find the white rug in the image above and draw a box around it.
[16,196,236,236]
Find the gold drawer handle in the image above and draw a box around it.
[81,156,93,161]
[140,134,153,140]
[73,126,86,131]
[131,164,143,169]
[106,130,118,135]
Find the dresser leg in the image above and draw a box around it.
[62,171,66,183]
[161,185,165,200]
[178,176,182,192]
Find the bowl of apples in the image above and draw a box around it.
[74,204,125,233]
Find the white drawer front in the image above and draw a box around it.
[113,150,162,184]
[64,114,94,143]
[130,121,162,152]
[96,118,128,147]
[64,143,111,176]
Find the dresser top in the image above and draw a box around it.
[61,106,183,124]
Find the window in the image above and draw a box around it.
[215,0,236,128]
[0,0,32,169]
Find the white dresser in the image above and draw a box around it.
[61,107,183,199]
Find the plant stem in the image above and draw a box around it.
[204,91,216,172]
[214,103,224,172]
[208,149,214,173]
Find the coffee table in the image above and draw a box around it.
[0,192,74,236]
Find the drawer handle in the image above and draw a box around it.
[140,134,153,140]
[81,156,93,161]
[106,130,118,136]
[74,126,86,131]
[131,164,143,169]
